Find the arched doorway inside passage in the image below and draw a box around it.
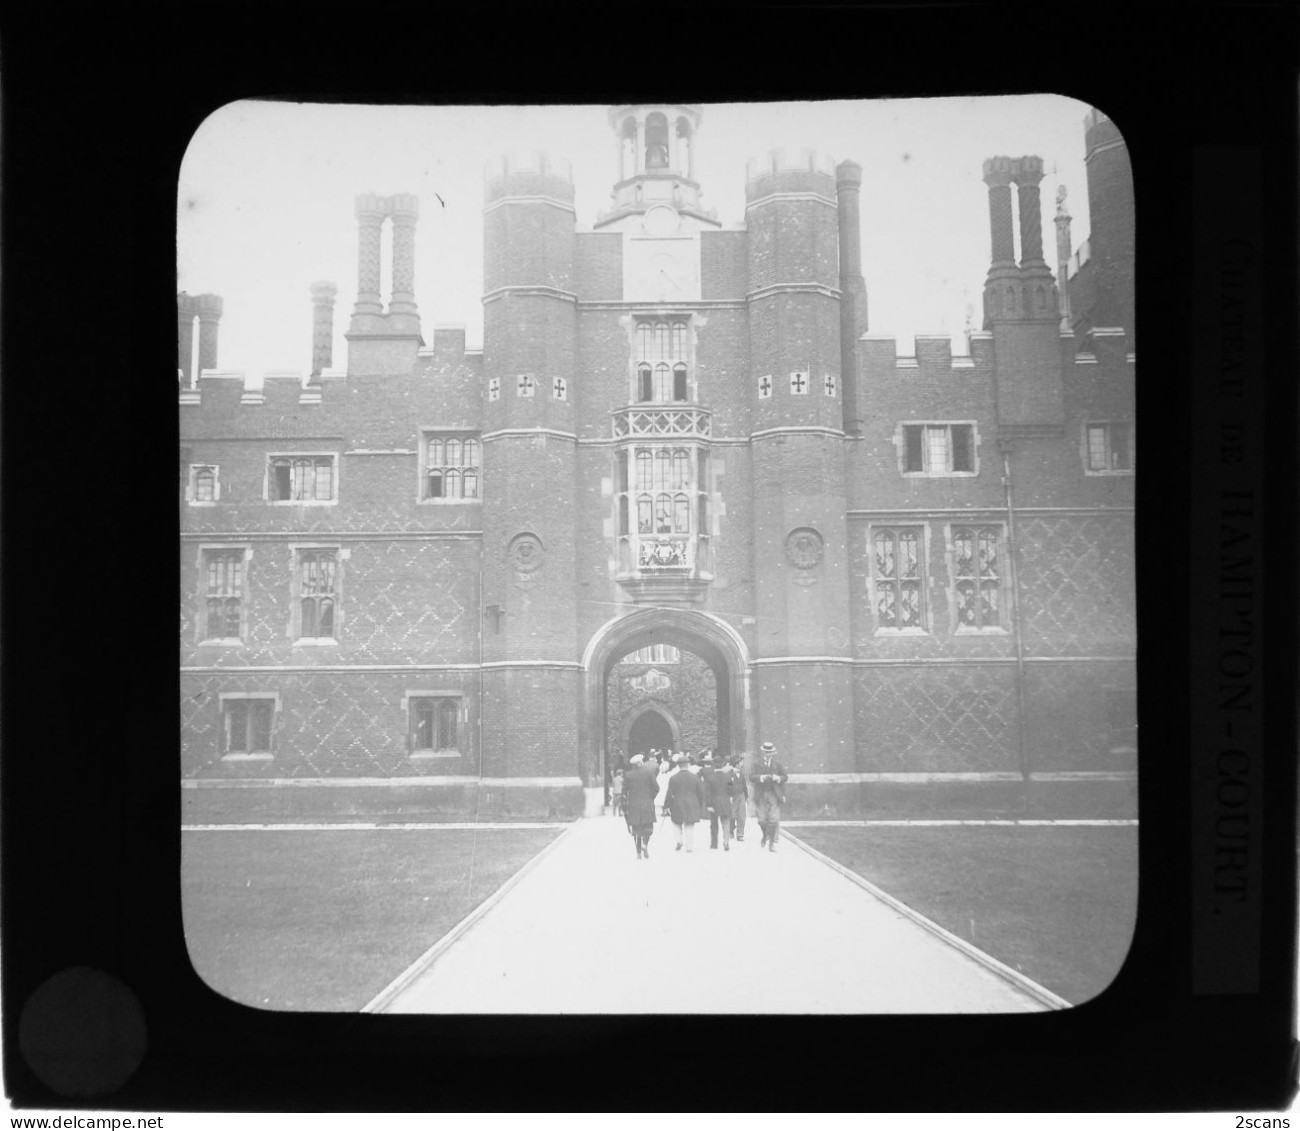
[622,704,679,758]
[579,607,754,790]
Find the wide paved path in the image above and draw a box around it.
[379,815,1054,1014]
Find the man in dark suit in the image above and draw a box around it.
[749,742,789,852]
[623,753,660,860]
[700,752,735,851]
[662,752,705,852]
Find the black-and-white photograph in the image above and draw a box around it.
[177,96,1136,1015]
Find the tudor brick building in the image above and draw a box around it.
[180,105,1135,818]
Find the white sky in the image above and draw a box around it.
[176,95,1094,384]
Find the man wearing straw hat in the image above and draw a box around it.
[749,742,789,852]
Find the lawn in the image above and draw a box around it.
[791,825,1137,1006]
[182,826,564,1011]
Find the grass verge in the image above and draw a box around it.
[792,825,1137,1005]
[182,826,564,1011]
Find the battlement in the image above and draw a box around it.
[744,148,837,201]
[857,331,989,376]
[484,152,575,206]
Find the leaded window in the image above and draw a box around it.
[190,465,217,503]
[901,424,976,475]
[298,550,337,639]
[873,528,924,630]
[269,455,336,501]
[224,699,273,756]
[410,696,460,753]
[634,318,689,404]
[204,550,244,640]
[621,645,681,665]
[1084,422,1133,473]
[953,526,1002,630]
[424,433,480,499]
[614,441,710,575]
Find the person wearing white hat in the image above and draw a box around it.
[749,742,789,851]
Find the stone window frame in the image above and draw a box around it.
[402,690,465,759]
[944,522,1010,635]
[1082,420,1135,476]
[265,452,340,505]
[418,428,481,504]
[196,543,252,646]
[632,316,692,405]
[186,463,220,505]
[866,524,931,636]
[218,691,280,762]
[289,543,347,646]
[895,421,980,478]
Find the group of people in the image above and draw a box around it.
[610,742,790,860]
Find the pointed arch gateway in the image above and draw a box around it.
[580,608,755,787]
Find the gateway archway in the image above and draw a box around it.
[580,608,754,788]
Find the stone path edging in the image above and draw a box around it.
[782,830,1073,1010]
[360,822,577,1013]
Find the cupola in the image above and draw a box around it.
[596,105,719,229]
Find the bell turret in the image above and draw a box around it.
[596,105,719,229]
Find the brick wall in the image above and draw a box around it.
[575,232,622,301]
[700,230,747,300]
[180,669,481,778]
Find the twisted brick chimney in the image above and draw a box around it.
[309,281,337,382]
[346,193,423,376]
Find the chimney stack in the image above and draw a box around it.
[353,194,387,318]
[195,293,224,375]
[387,194,419,317]
[346,193,423,376]
[177,292,197,385]
[1013,156,1046,266]
[309,281,338,381]
[983,157,1017,268]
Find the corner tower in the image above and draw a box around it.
[745,148,856,774]
[1071,108,1134,343]
[479,152,581,781]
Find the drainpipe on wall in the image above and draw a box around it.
[999,438,1031,782]
[477,568,486,793]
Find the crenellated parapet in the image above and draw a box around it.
[744,148,838,205]
[483,152,575,210]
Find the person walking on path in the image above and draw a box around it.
[728,753,748,842]
[662,752,705,853]
[610,760,626,819]
[750,742,789,852]
[623,753,660,860]
[701,753,735,851]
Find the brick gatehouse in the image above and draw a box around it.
[180,104,1135,820]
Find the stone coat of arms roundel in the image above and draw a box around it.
[508,532,545,581]
[786,526,824,570]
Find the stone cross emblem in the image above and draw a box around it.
[517,374,535,398]
[790,371,809,395]
[824,373,837,397]
[758,375,773,399]
[553,376,567,400]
